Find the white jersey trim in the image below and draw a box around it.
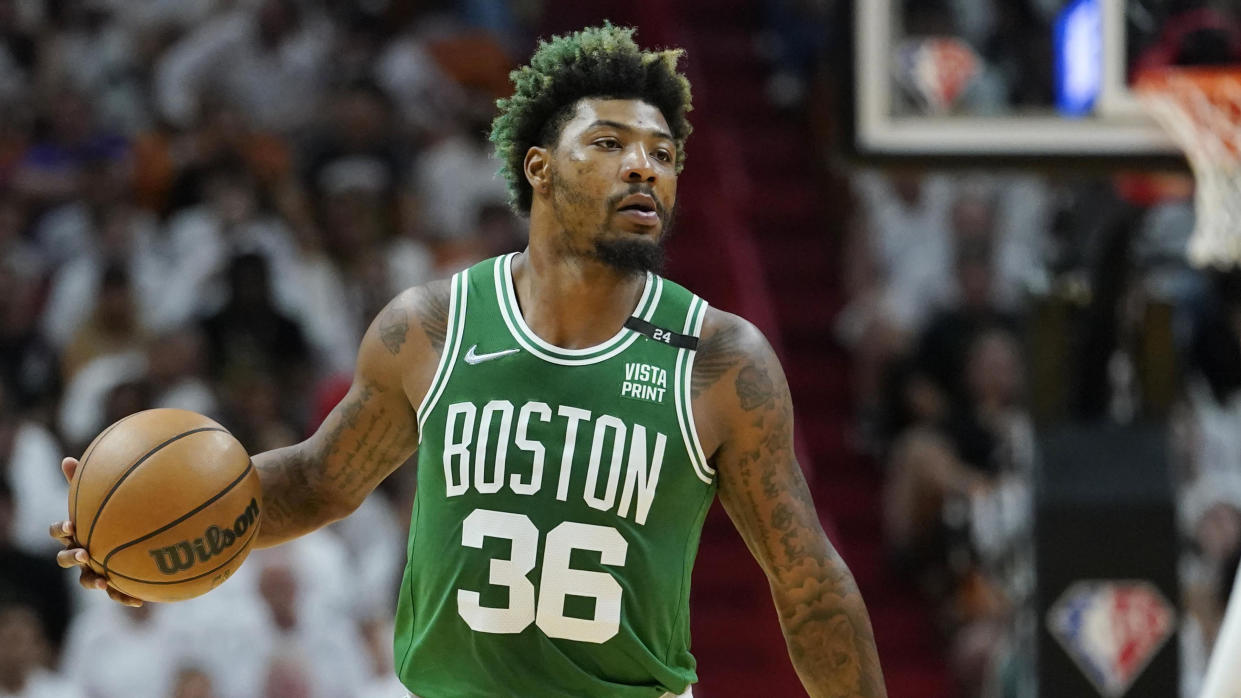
[674,296,713,484]
[493,255,661,367]
[416,270,469,441]
[500,253,654,356]
[684,298,712,476]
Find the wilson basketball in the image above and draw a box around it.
[67,408,262,603]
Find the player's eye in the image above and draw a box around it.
[653,149,673,163]
[594,138,621,150]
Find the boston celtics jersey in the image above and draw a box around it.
[394,253,716,698]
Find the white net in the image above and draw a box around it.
[1136,69,1241,268]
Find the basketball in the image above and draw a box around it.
[67,408,262,603]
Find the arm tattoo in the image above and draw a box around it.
[779,554,887,698]
[419,287,450,353]
[714,322,886,697]
[318,382,415,499]
[253,285,434,547]
[736,364,775,411]
[692,323,745,398]
[255,382,415,545]
[258,448,335,538]
[256,384,379,536]
[379,307,410,355]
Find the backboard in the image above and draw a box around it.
[850,0,1239,167]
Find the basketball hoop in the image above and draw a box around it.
[1135,68,1241,268]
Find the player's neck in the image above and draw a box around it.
[511,247,647,350]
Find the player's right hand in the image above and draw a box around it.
[50,456,143,607]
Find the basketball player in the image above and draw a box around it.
[53,24,886,697]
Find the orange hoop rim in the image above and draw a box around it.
[1134,66,1241,94]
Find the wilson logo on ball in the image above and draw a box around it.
[147,498,260,575]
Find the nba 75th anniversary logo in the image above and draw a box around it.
[1046,580,1175,697]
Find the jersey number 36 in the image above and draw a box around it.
[458,508,628,644]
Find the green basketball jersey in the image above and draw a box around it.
[394,253,717,698]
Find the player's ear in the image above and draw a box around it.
[524,146,551,198]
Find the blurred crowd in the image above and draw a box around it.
[841,166,1241,697]
[0,0,541,696]
[838,3,1241,696]
[838,168,1047,697]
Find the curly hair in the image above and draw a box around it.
[489,23,693,215]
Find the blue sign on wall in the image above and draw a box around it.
[1054,0,1104,117]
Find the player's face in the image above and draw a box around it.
[548,98,678,273]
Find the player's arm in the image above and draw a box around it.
[695,310,886,698]
[251,280,449,547]
[51,280,449,602]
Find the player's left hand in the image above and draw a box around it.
[50,456,144,607]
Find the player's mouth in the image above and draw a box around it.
[615,193,660,227]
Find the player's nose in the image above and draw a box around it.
[622,146,656,183]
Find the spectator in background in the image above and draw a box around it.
[837,170,956,435]
[0,0,37,105]
[0,3,541,696]
[37,1,148,135]
[162,158,304,331]
[882,326,1029,698]
[328,485,406,620]
[0,480,69,657]
[882,326,1026,579]
[39,161,163,349]
[99,380,152,436]
[0,193,41,282]
[303,80,407,213]
[0,599,83,698]
[224,374,298,455]
[251,555,369,698]
[1178,475,1241,697]
[260,650,313,698]
[310,168,422,352]
[0,380,65,558]
[1178,266,1241,694]
[0,201,56,413]
[11,86,127,208]
[880,185,1027,559]
[145,329,217,420]
[34,148,137,266]
[410,93,510,244]
[159,96,293,218]
[374,19,470,137]
[169,668,216,698]
[60,263,145,381]
[61,602,182,698]
[201,253,311,434]
[154,0,333,135]
[916,191,1018,407]
[301,79,434,319]
[357,616,409,697]
[56,330,215,455]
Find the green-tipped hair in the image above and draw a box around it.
[490,22,693,215]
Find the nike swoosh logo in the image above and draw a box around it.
[464,345,520,365]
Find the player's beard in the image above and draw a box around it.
[549,171,676,275]
[593,234,667,275]
[597,185,676,275]
[606,184,676,274]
